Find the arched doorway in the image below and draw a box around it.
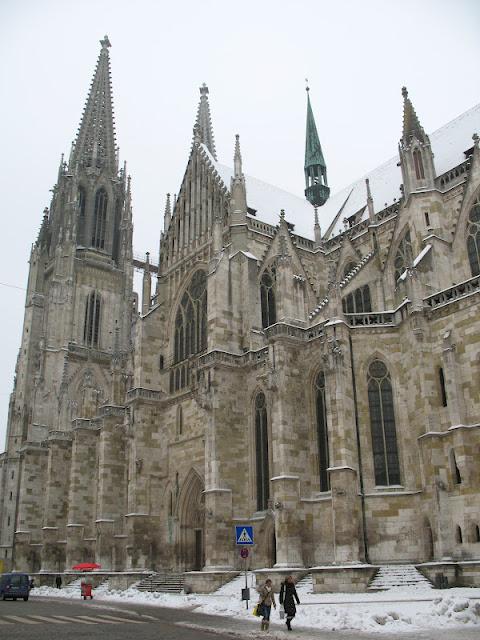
[177,469,205,571]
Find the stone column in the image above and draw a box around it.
[96,519,115,570]
[323,321,362,563]
[41,526,60,573]
[125,514,160,571]
[198,368,234,570]
[268,338,304,568]
[441,331,466,427]
[65,523,84,568]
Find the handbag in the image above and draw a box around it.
[253,604,260,616]
[279,605,285,620]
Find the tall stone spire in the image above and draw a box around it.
[304,86,330,208]
[194,83,217,160]
[401,86,427,146]
[69,36,117,172]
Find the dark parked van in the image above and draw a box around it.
[0,573,30,601]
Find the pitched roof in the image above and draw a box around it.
[203,103,480,242]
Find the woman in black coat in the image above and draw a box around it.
[279,575,300,631]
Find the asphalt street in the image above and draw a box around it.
[0,596,478,640]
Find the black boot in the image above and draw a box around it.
[286,618,292,631]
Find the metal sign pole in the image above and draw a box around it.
[245,553,248,610]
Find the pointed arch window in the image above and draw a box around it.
[92,187,108,249]
[315,371,330,492]
[173,270,207,366]
[260,266,276,328]
[413,149,425,180]
[255,392,270,511]
[77,187,86,245]
[467,201,480,277]
[450,449,462,485]
[367,360,400,486]
[394,230,413,281]
[83,291,101,347]
[342,285,372,314]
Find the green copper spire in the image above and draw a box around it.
[304,87,330,207]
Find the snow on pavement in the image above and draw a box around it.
[31,573,480,634]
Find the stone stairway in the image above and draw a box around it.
[136,572,185,593]
[295,573,313,595]
[368,564,433,591]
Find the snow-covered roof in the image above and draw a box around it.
[205,102,480,243]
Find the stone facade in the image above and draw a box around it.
[0,38,479,591]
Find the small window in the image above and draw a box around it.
[159,355,164,371]
[7,516,10,526]
[11,470,14,480]
[260,267,277,329]
[424,211,430,227]
[176,405,183,435]
[439,368,447,407]
[475,525,480,543]
[456,525,463,544]
[9,491,12,501]
[450,449,462,485]
[255,392,270,511]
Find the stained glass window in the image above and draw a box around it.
[315,371,330,491]
[255,393,269,511]
[367,360,400,486]
[172,271,207,392]
[467,202,480,276]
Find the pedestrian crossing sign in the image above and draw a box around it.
[235,525,254,545]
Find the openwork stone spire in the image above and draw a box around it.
[70,36,117,172]
[194,83,217,160]
[401,86,427,147]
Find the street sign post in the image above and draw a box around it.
[235,526,254,609]
[235,525,254,545]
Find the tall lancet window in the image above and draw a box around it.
[92,187,108,249]
[394,229,413,281]
[367,360,400,486]
[467,201,480,277]
[84,291,101,347]
[260,267,276,328]
[413,149,425,180]
[255,392,269,511]
[173,270,207,374]
[77,186,86,245]
[315,371,330,492]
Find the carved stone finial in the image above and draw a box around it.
[473,133,479,146]
[401,86,408,99]
[100,35,111,49]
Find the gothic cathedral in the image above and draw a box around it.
[0,37,479,591]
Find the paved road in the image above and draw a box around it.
[0,596,478,639]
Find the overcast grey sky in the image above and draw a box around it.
[0,0,479,447]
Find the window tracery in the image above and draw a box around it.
[394,230,413,281]
[367,360,400,486]
[342,284,372,314]
[255,392,269,511]
[260,266,276,329]
[413,149,425,179]
[92,187,108,249]
[467,201,480,276]
[314,371,330,492]
[83,291,101,347]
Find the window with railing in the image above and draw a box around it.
[342,284,372,314]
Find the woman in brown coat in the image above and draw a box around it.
[257,578,276,631]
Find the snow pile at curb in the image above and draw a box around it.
[30,585,480,633]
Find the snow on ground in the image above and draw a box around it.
[31,573,480,634]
